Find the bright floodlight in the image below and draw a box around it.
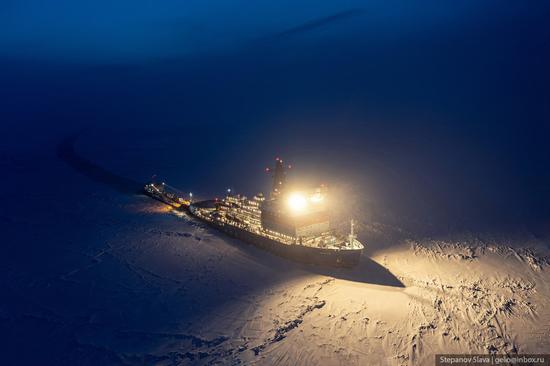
[288,193,307,212]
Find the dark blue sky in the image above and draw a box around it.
[1,1,509,62]
[1,1,549,234]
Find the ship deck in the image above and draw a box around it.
[191,206,363,251]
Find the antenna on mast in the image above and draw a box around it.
[349,219,356,244]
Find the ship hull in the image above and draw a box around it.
[193,212,362,268]
[144,185,363,267]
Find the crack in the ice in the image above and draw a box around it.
[252,298,326,355]
[117,329,228,347]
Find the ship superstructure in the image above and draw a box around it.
[145,158,364,267]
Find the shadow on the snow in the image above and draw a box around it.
[57,133,142,195]
[301,255,404,287]
[193,222,405,288]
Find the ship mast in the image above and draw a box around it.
[265,157,290,198]
[349,219,356,244]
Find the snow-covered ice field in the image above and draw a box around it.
[1,132,548,366]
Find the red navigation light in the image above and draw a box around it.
[288,164,292,169]
[275,157,280,161]
[265,167,270,172]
